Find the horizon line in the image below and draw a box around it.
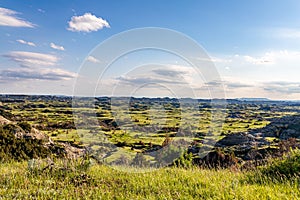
[0,93,298,102]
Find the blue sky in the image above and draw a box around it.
[1,0,300,99]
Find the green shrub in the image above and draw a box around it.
[0,108,14,120]
[17,122,32,133]
[173,151,194,168]
[260,149,300,179]
[0,125,51,162]
[131,153,149,167]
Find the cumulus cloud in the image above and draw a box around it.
[50,43,65,51]
[4,51,59,67]
[87,56,100,63]
[16,39,36,47]
[67,13,110,32]
[0,7,35,27]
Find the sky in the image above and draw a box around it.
[1,0,300,99]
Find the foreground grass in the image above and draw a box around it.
[0,161,299,200]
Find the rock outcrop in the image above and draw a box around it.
[0,115,11,125]
[0,114,85,159]
[216,132,268,147]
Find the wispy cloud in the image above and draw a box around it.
[243,54,274,65]
[37,8,45,13]
[4,51,59,67]
[203,80,251,89]
[16,39,36,47]
[87,56,100,63]
[50,42,65,51]
[1,51,76,82]
[117,75,182,85]
[244,50,300,66]
[226,82,252,89]
[262,81,300,94]
[0,7,35,27]
[115,65,195,86]
[195,56,232,63]
[67,13,110,32]
[1,68,76,81]
[152,65,193,78]
[214,50,300,69]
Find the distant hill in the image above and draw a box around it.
[237,98,271,101]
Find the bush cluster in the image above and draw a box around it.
[0,124,51,161]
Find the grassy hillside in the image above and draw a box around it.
[1,96,300,199]
[0,153,299,200]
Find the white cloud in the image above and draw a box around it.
[93,51,300,99]
[214,50,300,69]
[0,7,35,27]
[1,67,76,81]
[16,39,36,47]
[152,65,194,78]
[87,56,100,63]
[211,57,232,63]
[195,56,232,63]
[243,50,300,66]
[92,64,208,97]
[67,13,110,32]
[210,50,300,99]
[37,9,45,13]
[1,51,76,83]
[116,65,196,86]
[244,54,274,65]
[262,81,300,94]
[204,80,251,89]
[4,51,59,67]
[50,43,65,51]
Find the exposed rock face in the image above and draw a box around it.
[216,133,255,147]
[51,143,86,159]
[24,128,53,143]
[280,129,300,139]
[0,115,11,125]
[195,150,238,168]
[0,115,85,159]
[248,115,300,139]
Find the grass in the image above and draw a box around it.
[0,160,299,200]
[2,98,290,153]
[1,98,300,199]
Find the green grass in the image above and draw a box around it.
[1,99,300,199]
[1,99,287,147]
[0,160,299,200]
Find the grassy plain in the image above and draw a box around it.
[0,158,299,200]
[1,96,300,199]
